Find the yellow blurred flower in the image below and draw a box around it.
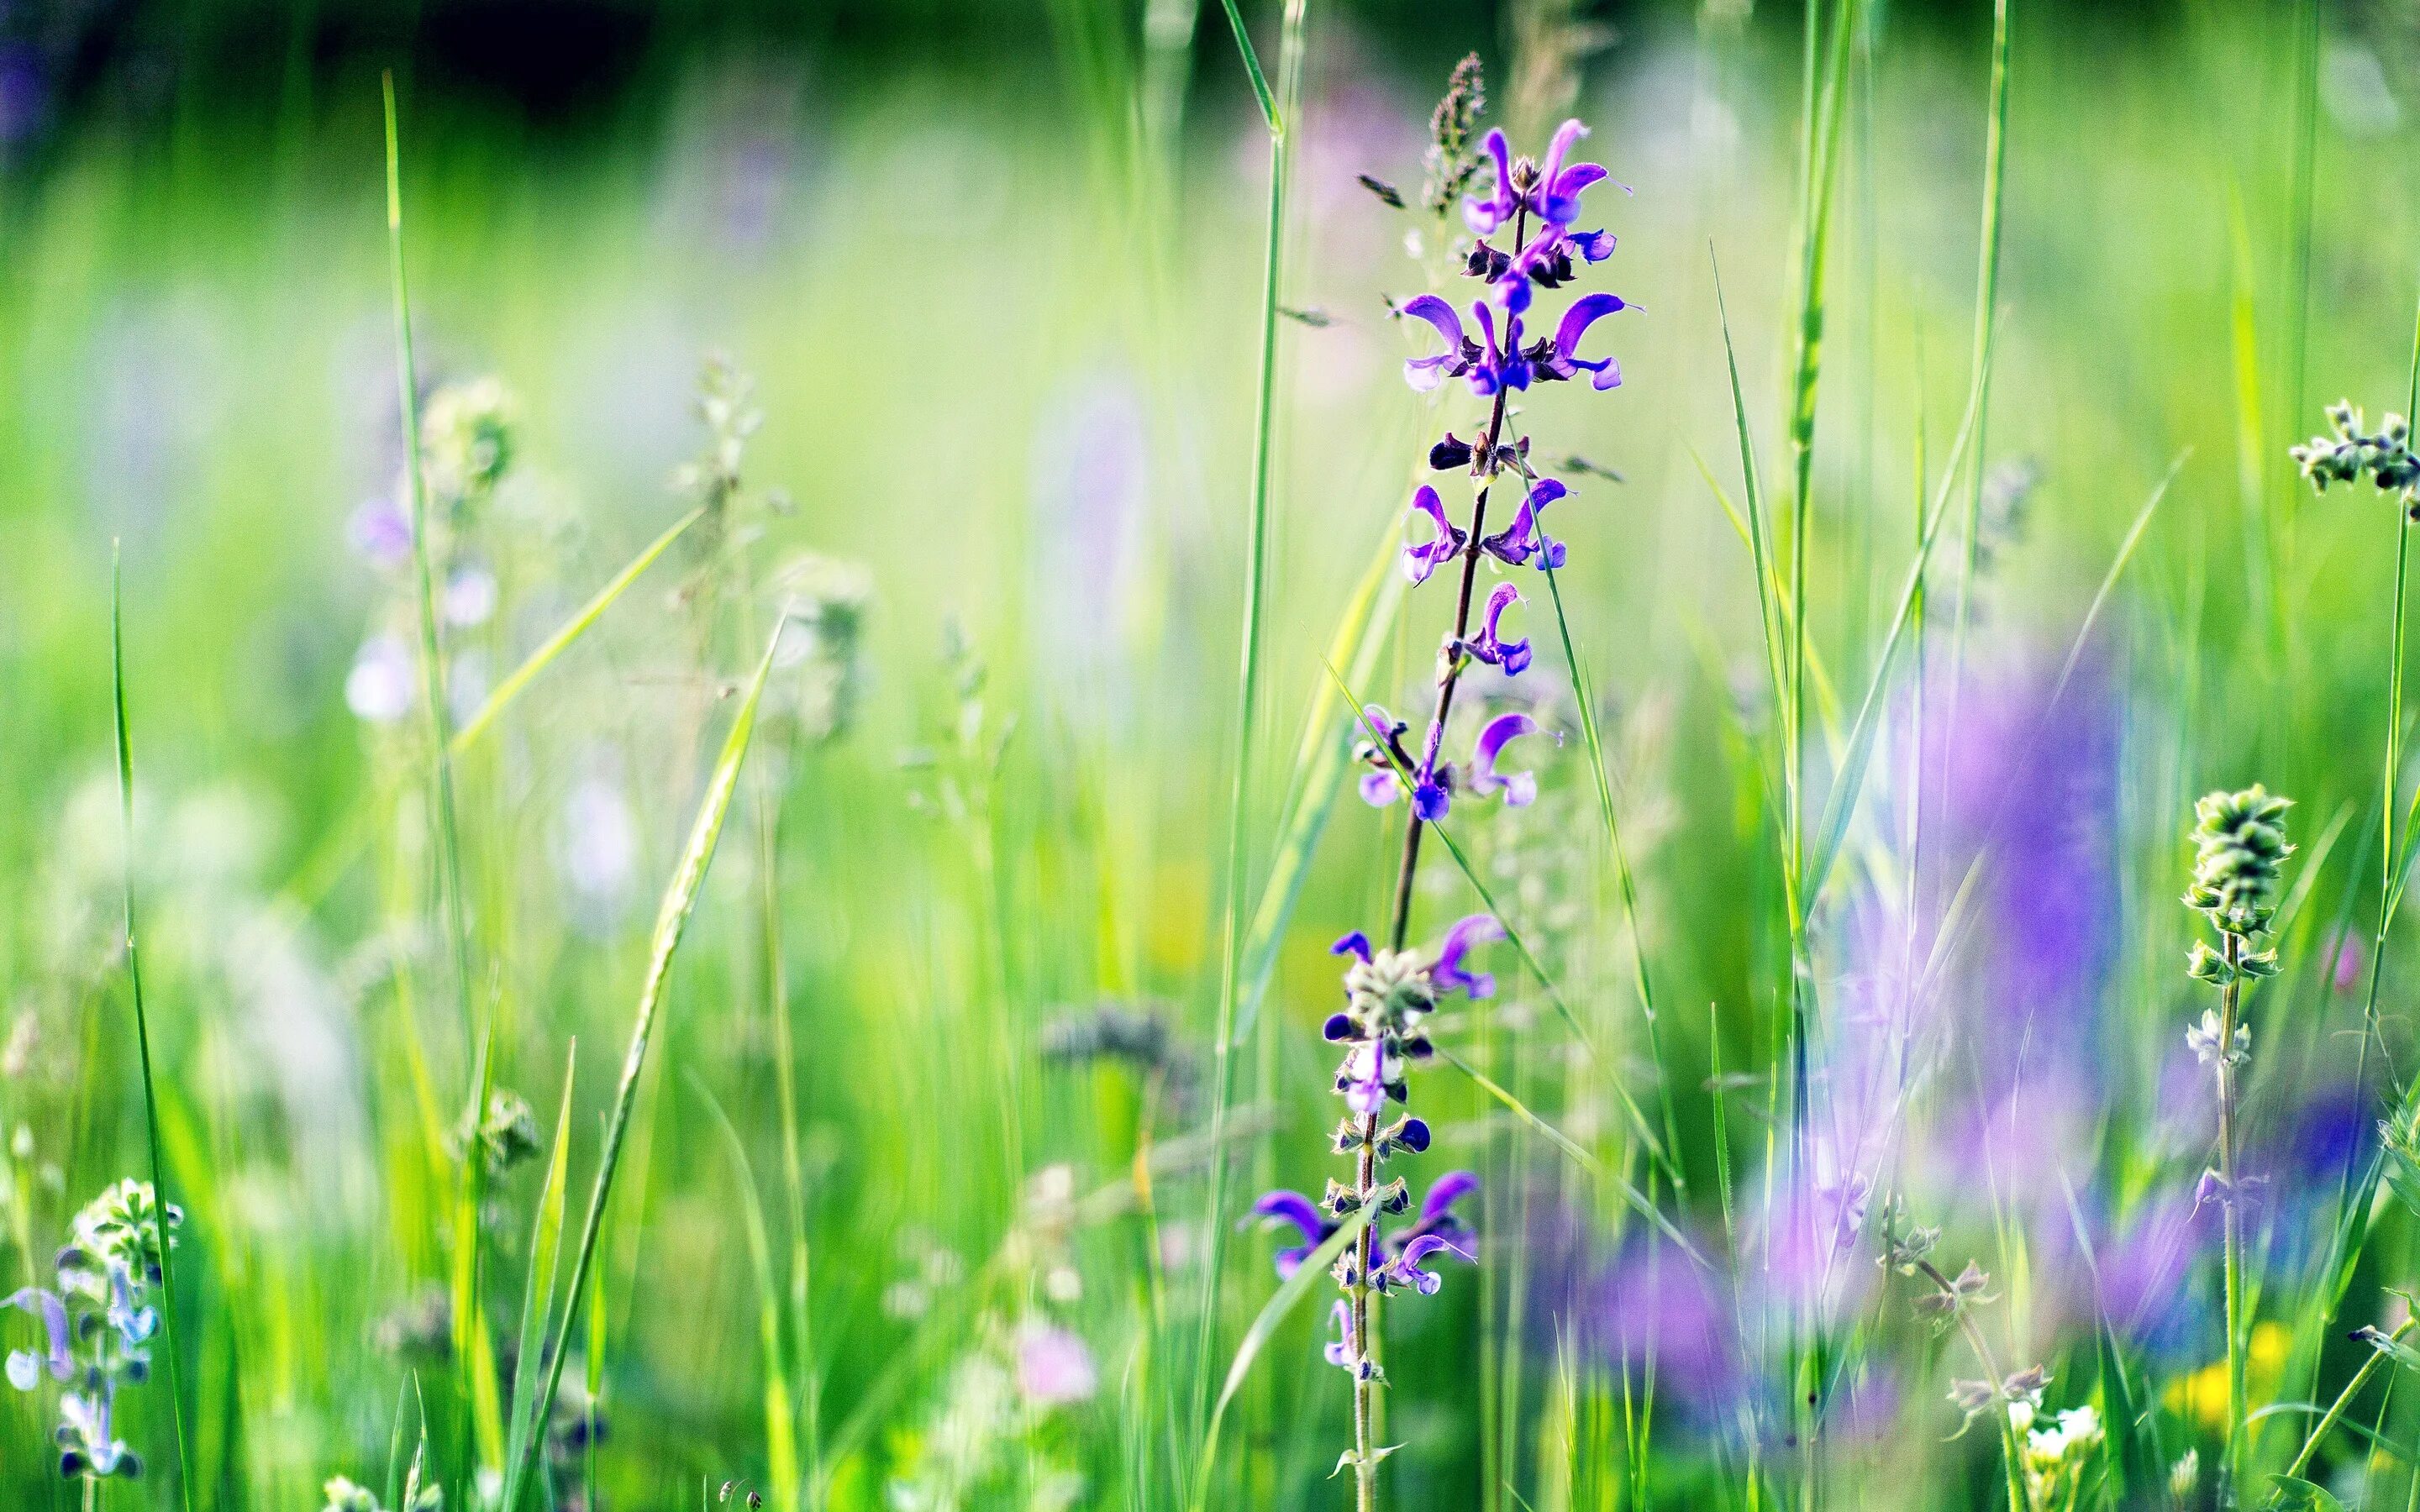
[2162,1321,2292,1434]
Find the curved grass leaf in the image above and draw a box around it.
[498,613,788,1512]
[1192,1207,1370,1510]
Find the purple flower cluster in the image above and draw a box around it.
[3,1179,181,1482]
[1252,919,1497,1376]
[1360,117,1625,827]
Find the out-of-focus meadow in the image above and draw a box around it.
[10,0,2420,1508]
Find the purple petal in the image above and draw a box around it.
[1323,1012,1355,1042]
[1412,780,1451,822]
[1419,1170,1480,1226]
[1397,1117,1432,1152]
[1462,129,1516,234]
[1330,931,1374,962]
[1569,228,1617,262]
[1431,914,1504,997]
[1481,581,1519,640]
[1398,293,1463,349]
[1323,1299,1357,1368]
[1553,293,1628,361]
[1542,161,1607,225]
[1358,769,1402,806]
[1470,711,1554,806]
[2,1289,71,1384]
[1251,1190,1328,1247]
[1537,118,1587,207]
[1549,293,1627,389]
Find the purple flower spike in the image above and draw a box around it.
[3,1289,71,1389]
[1431,914,1504,998]
[1468,584,1533,676]
[1398,295,1472,392]
[1403,485,1467,585]
[1462,129,1518,235]
[1251,1190,1338,1280]
[1331,931,1374,963]
[1469,712,1555,806]
[1543,292,1627,390]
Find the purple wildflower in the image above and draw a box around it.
[1431,913,1504,998]
[1403,484,1468,585]
[1467,712,1553,806]
[1373,1232,1475,1295]
[1534,118,1604,226]
[1323,1299,1362,1372]
[1538,293,1627,390]
[1465,583,1532,675]
[1249,1191,1338,1278]
[1482,478,1570,570]
[3,1289,71,1389]
[1470,302,1531,396]
[1398,295,1476,392]
[1461,128,1518,235]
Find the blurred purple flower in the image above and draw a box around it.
[348,496,413,569]
[1015,1324,1097,1407]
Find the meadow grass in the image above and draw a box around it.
[13,3,2420,1510]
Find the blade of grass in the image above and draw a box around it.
[1539,564,1687,1198]
[497,612,787,1512]
[382,71,501,1478]
[1192,1207,1370,1509]
[449,506,706,754]
[693,1074,802,1512]
[501,1042,578,1488]
[1431,1045,1707,1271]
[1191,0,1307,1459]
[109,543,196,1512]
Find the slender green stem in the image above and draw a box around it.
[108,545,195,1512]
[498,617,786,1511]
[1190,0,1307,1473]
[382,72,495,1478]
[1541,565,1686,1194]
[2287,1317,2413,1481]
[1915,1260,2026,1512]
[758,770,819,1509]
[2217,932,2247,1501]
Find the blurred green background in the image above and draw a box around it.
[8,0,2420,1508]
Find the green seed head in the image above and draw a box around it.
[2185,785,2293,937]
[1344,948,1435,1028]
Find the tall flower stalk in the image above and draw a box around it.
[1249,75,1628,1511]
[2182,784,2293,1499]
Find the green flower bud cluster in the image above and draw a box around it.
[2292,400,2420,512]
[2184,785,2293,942]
